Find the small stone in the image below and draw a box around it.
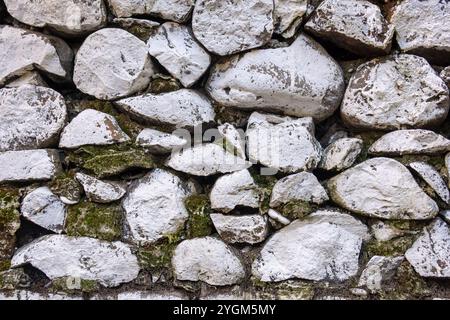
[408,161,450,204]
[319,138,363,171]
[269,172,328,208]
[341,54,449,130]
[370,221,409,242]
[405,218,450,278]
[217,123,246,159]
[210,169,260,213]
[172,236,245,286]
[305,0,394,56]
[21,187,66,233]
[5,72,48,88]
[273,0,308,38]
[350,288,368,297]
[74,28,155,100]
[210,214,268,244]
[328,158,439,220]
[59,109,130,149]
[11,235,140,287]
[75,173,126,203]
[0,150,61,183]
[167,143,251,177]
[358,256,404,293]
[267,208,291,227]
[148,22,210,87]
[0,85,67,151]
[136,128,187,154]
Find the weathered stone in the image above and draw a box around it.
[217,123,246,159]
[210,214,268,244]
[305,0,394,55]
[441,66,450,87]
[341,54,449,130]
[267,208,291,226]
[172,236,245,285]
[11,235,139,287]
[328,158,439,220]
[0,149,61,183]
[74,28,154,100]
[246,112,322,173]
[0,85,67,151]
[75,173,126,203]
[319,138,363,171]
[167,143,251,176]
[207,34,345,121]
[369,130,450,156]
[5,71,48,88]
[210,169,260,213]
[370,221,410,242]
[115,89,215,129]
[136,128,187,154]
[0,290,82,300]
[147,22,210,87]
[113,18,160,41]
[21,187,66,233]
[122,169,192,244]
[4,0,106,36]
[273,0,308,38]
[358,256,404,293]
[441,210,450,224]
[408,161,450,204]
[405,218,450,278]
[59,109,130,149]
[389,0,450,65]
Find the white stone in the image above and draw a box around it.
[207,34,345,121]
[75,173,126,204]
[115,89,215,129]
[59,109,130,149]
[305,0,394,55]
[210,169,260,213]
[0,290,82,300]
[358,256,404,293]
[167,143,251,176]
[0,85,67,151]
[246,112,323,173]
[269,172,328,208]
[136,128,187,154]
[0,149,61,183]
[408,161,450,204]
[4,0,106,36]
[328,158,439,220]
[74,28,154,100]
[218,123,246,159]
[11,235,140,287]
[341,54,449,130]
[172,237,245,286]
[319,138,363,171]
[441,66,450,87]
[21,187,66,233]
[370,221,410,242]
[273,0,308,38]
[267,208,291,226]
[5,71,48,88]
[210,214,268,244]
[122,169,192,245]
[405,218,450,278]
[147,22,210,87]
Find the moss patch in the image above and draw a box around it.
[185,195,213,239]
[249,170,277,214]
[148,74,181,94]
[48,171,83,203]
[0,259,11,272]
[276,200,318,220]
[51,277,100,293]
[0,188,20,260]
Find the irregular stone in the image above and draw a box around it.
[370,221,410,242]
[408,161,450,204]
[305,0,394,55]
[122,169,192,244]
[147,22,210,87]
[328,158,439,220]
[172,236,245,286]
[0,25,72,86]
[167,143,251,177]
[5,71,48,88]
[246,112,322,173]
[358,256,404,293]
[252,214,363,282]
[267,208,291,226]
[136,128,187,154]
[0,149,61,183]
[11,235,140,287]
[273,0,308,38]
[441,66,450,87]
[210,214,268,244]
[59,109,130,149]
[210,169,260,213]
[389,0,450,65]
[21,187,66,233]
[369,130,450,156]
[269,172,328,208]
[405,218,450,278]
[0,85,67,151]
[113,18,160,41]
[341,54,449,130]
[74,28,154,100]
[0,189,20,265]
[217,123,246,158]
[75,173,126,203]
[319,138,363,171]
[115,89,215,129]
[4,0,106,36]
[207,34,345,121]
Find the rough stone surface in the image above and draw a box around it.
[0,85,67,152]
[358,256,404,293]
[75,173,126,204]
[210,214,268,244]
[206,34,345,121]
[341,54,449,130]
[370,221,409,242]
[408,161,450,204]
[172,237,245,285]
[74,28,154,100]
[441,66,450,87]
[273,0,308,38]
[217,123,246,159]
[328,158,439,220]
[319,138,363,171]
[5,71,48,88]
[136,128,187,154]
[267,208,291,226]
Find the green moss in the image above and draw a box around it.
[65,201,123,241]
[51,277,100,293]
[0,260,11,272]
[184,195,213,239]
[48,171,82,204]
[148,74,181,94]
[0,188,20,260]
[276,200,318,220]
[365,236,416,257]
[249,169,277,214]
[137,242,177,270]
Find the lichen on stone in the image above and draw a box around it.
[0,188,20,267]
[51,277,100,294]
[276,200,318,220]
[184,194,213,239]
[48,170,83,203]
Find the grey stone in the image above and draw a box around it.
[358,256,404,293]
[319,138,363,171]
[136,128,187,154]
[210,214,269,244]
[408,161,450,204]
[75,173,126,203]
